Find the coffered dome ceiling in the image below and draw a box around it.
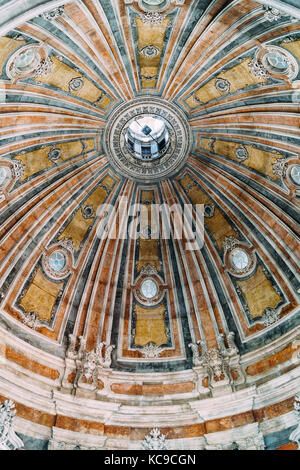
[0,0,299,451]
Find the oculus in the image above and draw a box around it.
[249,45,299,81]
[49,251,66,272]
[42,241,73,280]
[6,45,52,80]
[104,97,192,182]
[125,115,169,161]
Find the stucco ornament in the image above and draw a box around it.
[249,46,299,81]
[141,12,165,25]
[0,400,24,450]
[40,7,64,21]
[189,332,244,393]
[20,311,43,330]
[263,6,297,23]
[289,394,300,449]
[71,339,115,390]
[272,158,287,178]
[140,45,160,58]
[261,307,280,326]
[140,342,164,358]
[142,428,168,450]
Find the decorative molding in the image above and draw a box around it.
[11,160,25,181]
[0,400,24,450]
[263,6,297,23]
[223,236,240,253]
[140,264,158,276]
[249,59,270,79]
[35,57,53,78]
[65,338,115,391]
[142,428,168,450]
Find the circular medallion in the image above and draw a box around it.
[104,97,192,182]
[6,45,42,79]
[230,248,249,271]
[290,165,300,186]
[140,279,158,299]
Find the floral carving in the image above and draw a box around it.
[140,343,164,358]
[142,428,168,450]
[141,12,165,25]
[290,394,300,449]
[261,307,280,326]
[272,158,287,178]
[34,57,53,78]
[249,59,269,79]
[20,311,42,330]
[0,400,24,450]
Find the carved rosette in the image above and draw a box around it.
[140,45,160,58]
[104,97,192,182]
[215,78,231,93]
